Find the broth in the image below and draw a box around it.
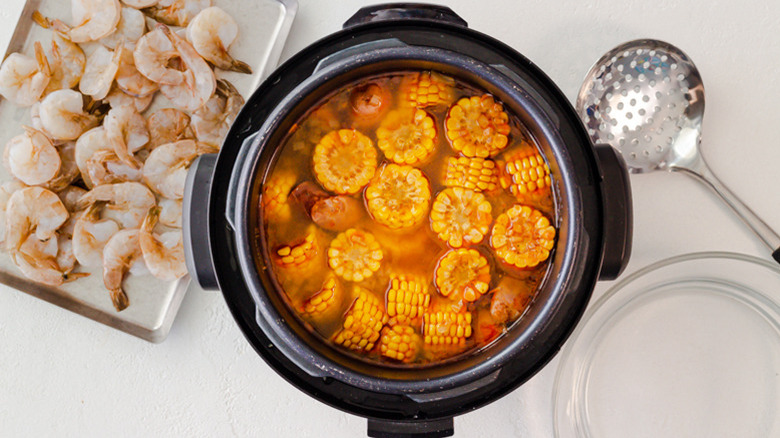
[259,70,557,367]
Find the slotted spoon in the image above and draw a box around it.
[577,39,780,264]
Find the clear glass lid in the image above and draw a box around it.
[554,252,780,438]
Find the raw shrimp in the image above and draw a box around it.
[57,185,87,212]
[116,44,158,97]
[79,45,120,100]
[105,88,154,113]
[85,149,143,185]
[122,0,159,8]
[139,206,186,280]
[144,0,211,27]
[100,6,146,49]
[0,181,27,243]
[102,228,144,311]
[147,108,192,149]
[44,37,86,95]
[133,27,183,85]
[4,127,60,185]
[0,42,51,107]
[35,0,121,43]
[186,7,251,73]
[13,234,81,286]
[76,182,155,228]
[158,24,216,111]
[5,186,68,254]
[191,79,243,147]
[43,141,80,192]
[104,106,150,168]
[75,126,110,188]
[142,139,216,199]
[73,203,120,267]
[39,89,98,141]
[158,197,181,227]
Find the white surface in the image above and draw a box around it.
[1,0,780,436]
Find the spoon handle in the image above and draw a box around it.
[674,156,780,264]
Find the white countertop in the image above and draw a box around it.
[2,0,780,436]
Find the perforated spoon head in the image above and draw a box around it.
[576,39,705,173]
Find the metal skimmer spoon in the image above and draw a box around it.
[577,39,780,264]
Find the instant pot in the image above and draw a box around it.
[183,4,632,436]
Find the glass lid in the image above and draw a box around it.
[554,252,780,438]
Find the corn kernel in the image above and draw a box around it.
[423,310,473,346]
[490,204,556,269]
[385,274,431,325]
[274,227,319,269]
[443,156,499,192]
[327,228,383,282]
[497,144,552,203]
[430,187,492,248]
[333,287,389,352]
[313,129,377,194]
[379,325,421,362]
[299,273,341,317]
[365,164,431,230]
[434,248,490,303]
[445,95,510,158]
[402,71,456,109]
[262,171,296,222]
[376,109,437,165]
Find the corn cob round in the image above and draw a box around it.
[434,248,491,302]
[445,94,511,158]
[313,129,377,195]
[490,204,556,269]
[365,164,431,230]
[497,145,551,202]
[262,171,296,222]
[443,156,499,192]
[274,227,320,269]
[299,273,341,317]
[423,309,473,346]
[375,109,437,165]
[379,325,421,362]
[386,274,431,325]
[402,71,456,109]
[333,287,389,352]
[430,187,492,248]
[327,228,383,282]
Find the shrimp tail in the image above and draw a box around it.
[228,59,252,75]
[64,272,90,282]
[142,206,161,232]
[31,10,51,29]
[33,41,51,78]
[110,288,129,311]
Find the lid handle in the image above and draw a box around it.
[183,154,219,290]
[344,3,467,29]
[594,144,633,280]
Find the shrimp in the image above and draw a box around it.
[116,44,158,98]
[45,37,86,95]
[186,7,251,73]
[191,79,243,147]
[144,0,211,27]
[100,6,146,49]
[57,185,87,212]
[39,89,98,141]
[133,27,183,85]
[5,187,68,256]
[142,139,216,199]
[79,45,120,100]
[105,88,154,113]
[102,228,143,311]
[147,108,192,149]
[13,233,82,286]
[3,127,61,185]
[139,206,186,280]
[158,24,216,111]
[0,181,27,243]
[0,42,51,107]
[123,0,159,8]
[85,149,143,185]
[104,105,150,168]
[76,182,155,228]
[43,141,80,192]
[158,197,181,227]
[73,203,121,268]
[34,0,121,43]
[75,126,110,188]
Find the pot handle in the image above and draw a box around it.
[594,144,633,280]
[367,418,454,438]
[183,153,220,290]
[344,3,468,28]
